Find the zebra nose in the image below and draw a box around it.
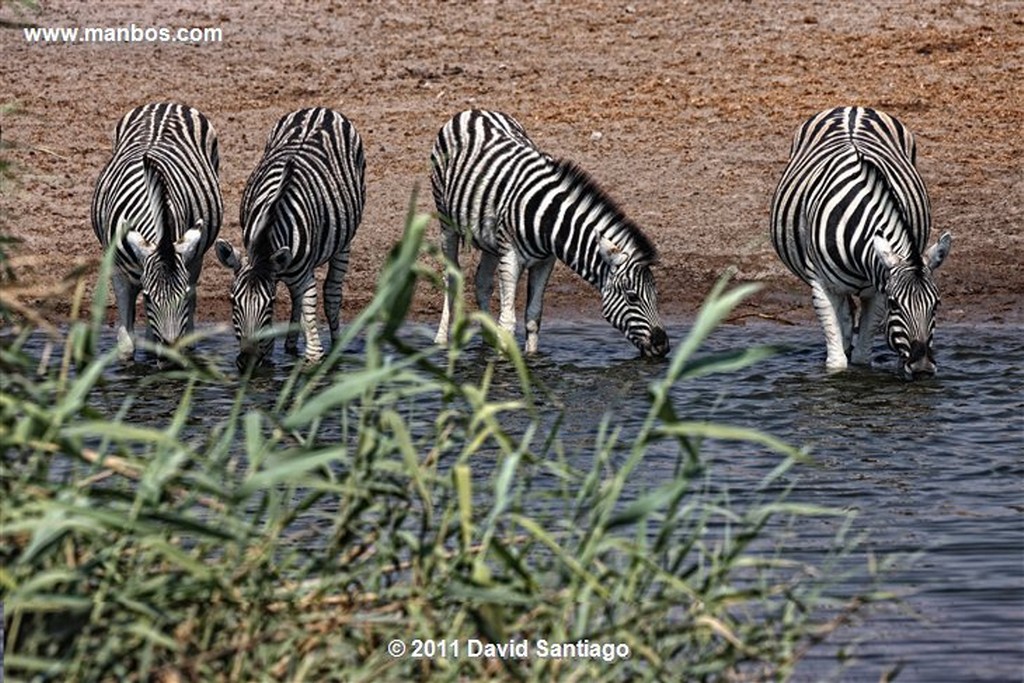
[240,338,260,356]
[906,340,936,376]
[909,340,928,364]
[650,327,670,357]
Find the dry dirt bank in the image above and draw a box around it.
[3,1,1021,335]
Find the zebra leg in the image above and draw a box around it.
[475,251,498,313]
[810,281,851,372]
[324,248,350,346]
[112,270,139,362]
[837,295,854,359]
[434,229,461,345]
[185,262,202,338]
[285,293,301,355]
[496,249,523,336]
[297,281,324,363]
[524,257,556,354]
[850,294,883,365]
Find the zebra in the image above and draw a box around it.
[91,102,223,362]
[431,109,669,357]
[770,106,952,378]
[215,107,366,367]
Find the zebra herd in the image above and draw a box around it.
[92,102,952,378]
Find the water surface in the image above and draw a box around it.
[10,320,1023,681]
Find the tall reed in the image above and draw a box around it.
[1,201,896,682]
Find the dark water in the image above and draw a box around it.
[527,321,1024,683]
[10,320,1023,681]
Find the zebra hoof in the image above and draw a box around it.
[116,328,135,363]
[824,361,848,374]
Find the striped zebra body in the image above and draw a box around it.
[91,102,223,361]
[770,106,952,377]
[216,107,365,366]
[432,109,669,357]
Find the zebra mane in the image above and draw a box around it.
[858,153,926,273]
[250,159,295,255]
[906,239,925,273]
[142,153,178,262]
[552,158,658,263]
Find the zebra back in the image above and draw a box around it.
[771,106,931,288]
[92,102,223,281]
[432,110,657,277]
[431,110,542,245]
[239,107,365,281]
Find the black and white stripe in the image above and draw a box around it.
[91,102,223,361]
[215,107,365,366]
[431,109,669,357]
[770,106,952,377]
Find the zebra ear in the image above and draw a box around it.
[925,232,952,271]
[215,238,242,273]
[871,235,901,270]
[175,228,203,263]
[269,246,291,274]
[599,237,628,269]
[125,230,156,260]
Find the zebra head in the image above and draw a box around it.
[872,232,952,379]
[215,238,289,368]
[125,226,202,348]
[599,238,669,358]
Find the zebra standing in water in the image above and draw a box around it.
[215,108,365,367]
[771,106,952,378]
[92,102,223,362]
[432,109,669,357]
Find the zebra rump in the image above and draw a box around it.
[91,102,223,362]
[770,106,952,378]
[431,109,669,357]
[216,107,366,367]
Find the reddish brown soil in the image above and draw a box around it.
[3,1,1022,335]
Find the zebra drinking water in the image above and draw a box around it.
[91,102,223,362]
[215,108,366,367]
[770,106,952,378]
[431,109,669,357]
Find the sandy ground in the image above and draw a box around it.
[3,1,1022,340]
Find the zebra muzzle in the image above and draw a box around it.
[641,327,670,358]
[237,339,272,369]
[903,341,936,378]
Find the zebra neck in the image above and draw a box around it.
[511,157,655,289]
[549,221,632,290]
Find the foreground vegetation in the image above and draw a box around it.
[1,202,896,681]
